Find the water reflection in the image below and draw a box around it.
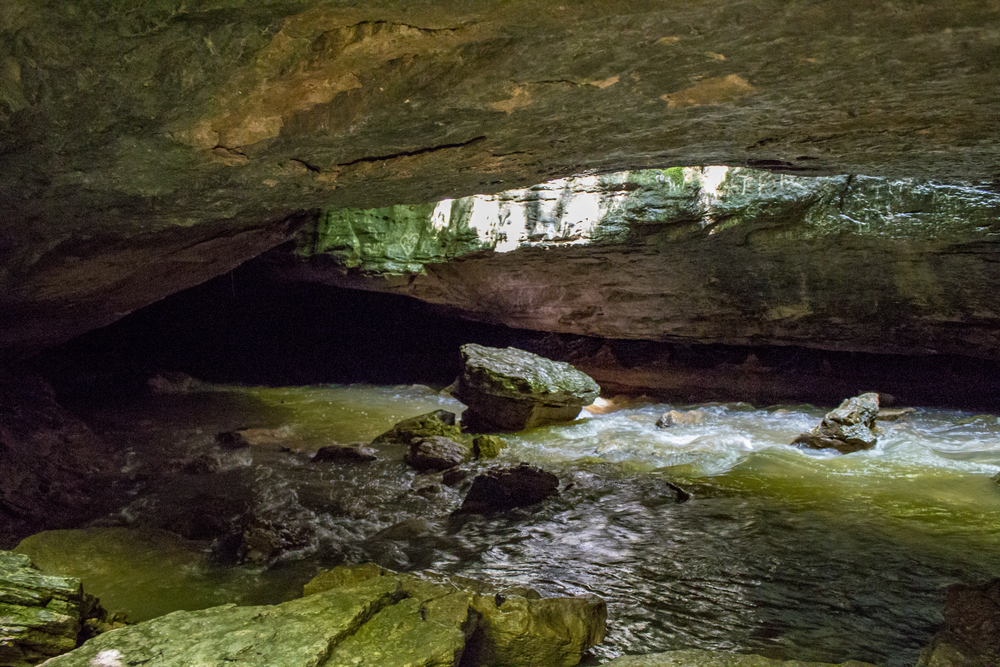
[22,385,1000,666]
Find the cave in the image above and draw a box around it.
[2,3,1000,667]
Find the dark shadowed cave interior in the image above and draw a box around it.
[3,2,1000,666]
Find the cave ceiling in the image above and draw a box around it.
[1,1,999,355]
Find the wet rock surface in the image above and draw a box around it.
[454,344,600,432]
[312,443,377,463]
[656,409,706,428]
[602,650,878,667]
[306,564,606,667]
[42,564,605,667]
[460,463,560,514]
[792,393,880,454]
[0,551,83,667]
[405,436,470,472]
[371,410,462,447]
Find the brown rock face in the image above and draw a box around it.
[2,1,1000,354]
[0,370,115,546]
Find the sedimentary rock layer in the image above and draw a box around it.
[2,1,999,354]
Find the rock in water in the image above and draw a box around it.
[306,564,606,667]
[916,579,1000,667]
[313,444,377,463]
[371,410,463,446]
[792,393,880,454]
[655,409,705,428]
[601,649,878,666]
[0,551,83,666]
[460,463,559,514]
[454,344,600,432]
[405,436,470,472]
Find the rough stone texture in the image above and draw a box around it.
[792,393,880,454]
[2,2,1000,356]
[460,463,560,514]
[655,409,705,428]
[0,551,83,667]
[371,410,462,447]
[916,579,1000,667]
[404,436,470,472]
[471,434,505,460]
[304,564,606,667]
[39,577,406,667]
[0,370,115,547]
[313,444,377,463]
[455,344,600,432]
[281,167,1000,360]
[601,650,878,667]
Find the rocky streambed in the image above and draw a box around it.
[4,376,1000,666]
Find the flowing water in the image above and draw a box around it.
[21,384,1000,666]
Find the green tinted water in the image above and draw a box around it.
[18,385,1000,666]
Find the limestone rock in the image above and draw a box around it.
[39,577,407,667]
[313,444,377,463]
[472,434,506,460]
[0,551,83,667]
[792,393,880,454]
[460,463,559,514]
[372,410,463,447]
[877,408,917,423]
[454,344,600,432]
[601,649,879,667]
[303,564,606,667]
[655,409,705,428]
[405,436,470,472]
[916,579,1000,667]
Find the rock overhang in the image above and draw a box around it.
[1,0,1000,354]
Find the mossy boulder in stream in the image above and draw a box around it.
[454,344,600,432]
[371,410,463,447]
[601,649,878,667]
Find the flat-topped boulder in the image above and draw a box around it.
[602,649,879,667]
[43,563,605,667]
[454,344,600,432]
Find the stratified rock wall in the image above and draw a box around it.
[1,1,999,354]
[278,168,1000,359]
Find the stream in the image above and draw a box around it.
[18,383,1000,666]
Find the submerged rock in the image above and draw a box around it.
[306,564,606,667]
[916,579,1000,667]
[454,344,600,432]
[601,649,878,666]
[313,444,377,463]
[792,393,880,454]
[460,463,559,514]
[372,410,463,447]
[655,409,705,428]
[405,436,470,472]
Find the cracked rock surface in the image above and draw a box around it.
[2,1,1000,354]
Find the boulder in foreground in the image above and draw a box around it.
[602,649,878,667]
[43,563,605,667]
[306,564,606,667]
[454,344,600,432]
[792,393,880,454]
